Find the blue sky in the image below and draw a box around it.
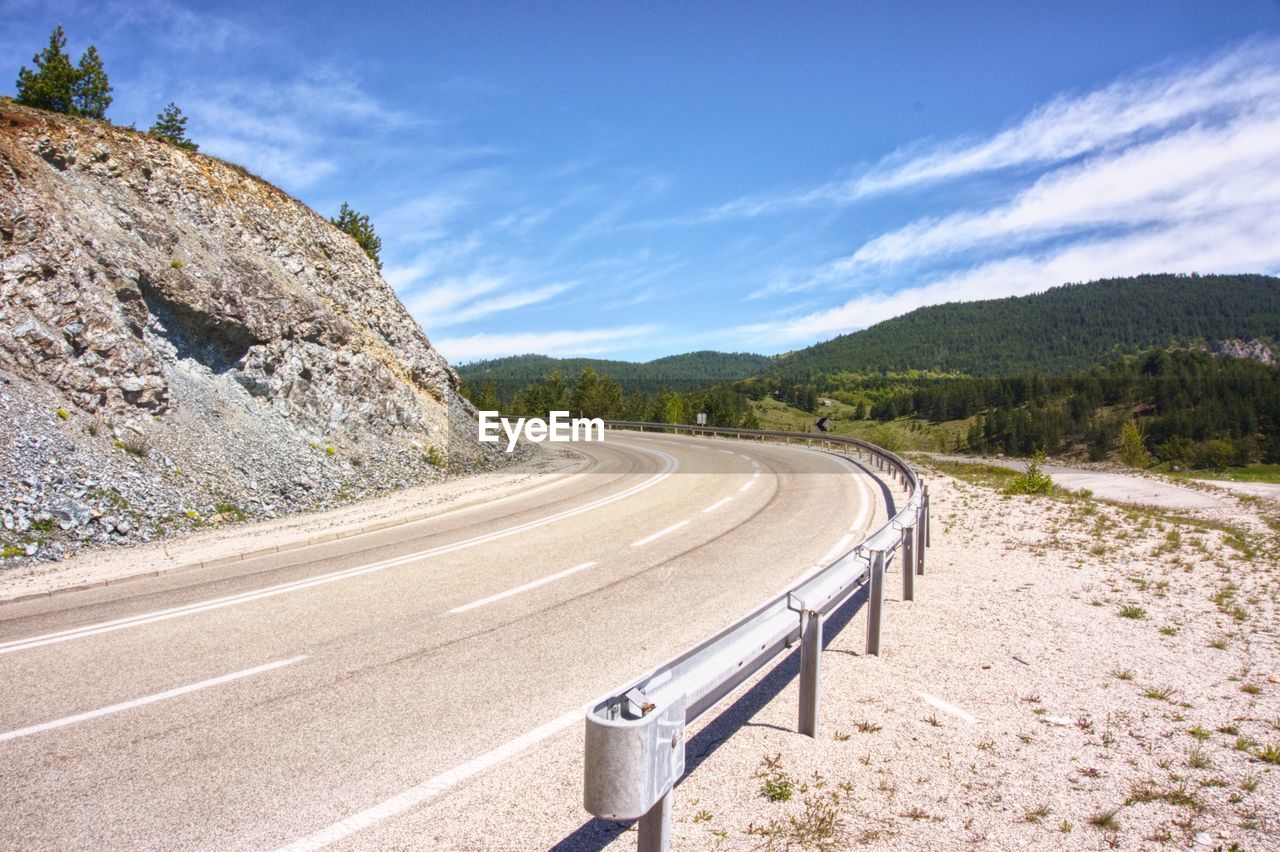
[5,1,1280,363]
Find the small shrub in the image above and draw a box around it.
[55,408,69,420]
[115,437,148,457]
[1118,604,1145,619]
[1024,804,1051,823]
[213,502,247,522]
[756,754,795,802]
[324,446,336,456]
[1005,451,1054,495]
[424,445,444,467]
[1088,809,1119,830]
[170,258,184,269]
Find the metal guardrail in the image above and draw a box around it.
[583,421,930,851]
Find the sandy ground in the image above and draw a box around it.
[0,445,583,603]
[650,462,1280,849]
[916,454,1237,511]
[366,456,1280,850]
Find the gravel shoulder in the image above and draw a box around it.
[364,457,1280,850]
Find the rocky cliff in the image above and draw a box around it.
[1210,338,1277,366]
[0,101,485,563]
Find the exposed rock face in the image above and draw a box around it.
[1210,338,1277,365]
[0,102,488,564]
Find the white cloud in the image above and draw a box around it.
[436,325,659,362]
[705,38,1280,221]
[378,192,472,245]
[404,273,574,330]
[194,134,337,188]
[744,208,1280,345]
[810,109,1280,280]
[176,64,412,192]
[430,283,573,327]
[383,234,484,292]
[405,273,507,316]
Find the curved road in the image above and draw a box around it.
[0,430,896,850]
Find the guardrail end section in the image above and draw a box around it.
[584,693,688,821]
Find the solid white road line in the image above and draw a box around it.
[702,497,733,514]
[630,520,690,547]
[918,692,978,725]
[0,656,305,743]
[447,562,598,614]
[276,706,585,852]
[0,448,679,656]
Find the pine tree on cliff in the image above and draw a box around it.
[149,103,199,151]
[15,26,80,115]
[72,45,112,119]
[15,26,113,119]
[330,203,383,271]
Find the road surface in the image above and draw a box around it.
[0,430,896,850]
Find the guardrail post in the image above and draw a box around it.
[916,508,926,575]
[637,791,672,852]
[866,550,885,655]
[798,609,822,737]
[901,527,914,601]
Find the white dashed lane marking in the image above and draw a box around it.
[0,656,305,743]
[447,563,599,614]
[630,520,690,547]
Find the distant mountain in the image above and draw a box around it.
[457,351,773,400]
[772,274,1280,379]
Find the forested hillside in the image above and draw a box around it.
[457,350,772,401]
[773,274,1280,380]
[872,348,1280,467]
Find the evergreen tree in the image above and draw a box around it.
[1118,419,1153,468]
[330,203,383,271]
[15,26,79,114]
[72,44,112,118]
[149,102,198,151]
[475,378,500,412]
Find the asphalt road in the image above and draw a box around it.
[0,430,892,850]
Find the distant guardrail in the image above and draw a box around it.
[583,421,930,851]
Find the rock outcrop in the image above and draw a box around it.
[1210,338,1277,366]
[0,101,488,564]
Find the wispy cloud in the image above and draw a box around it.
[706,38,1280,222]
[180,66,412,190]
[743,208,1280,345]
[777,107,1280,294]
[436,325,659,362]
[404,272,574,329]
